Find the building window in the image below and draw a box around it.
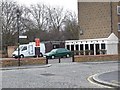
[67,45,70,50]
[117,6,120,15]
[101,43,106,54]
[75,44,79,55]
[90,44,94,55]
[53,44,59,49]
[80,44,83,50]
[80,44,84,55]
[85,44,88,50]
[85,44,89,55]
[118,23,120,31]
[96,44,100,55]
[101,43,106,49]
[75,44,79,51]
[71,45,74,51]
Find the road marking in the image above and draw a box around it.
[87,75,112,88]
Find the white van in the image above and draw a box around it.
[12,42,45,58]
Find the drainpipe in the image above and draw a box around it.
[110,1,113,33]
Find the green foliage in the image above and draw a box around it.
[74,50,94,55]
[98,49,107,54]
[84,50,92,55]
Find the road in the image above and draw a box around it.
[1,60,119,88]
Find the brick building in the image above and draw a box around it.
[65,1,120,55]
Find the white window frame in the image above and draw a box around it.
[117,6,120,15]
[118,23,120,32]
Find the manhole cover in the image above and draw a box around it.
[41,73,55,76]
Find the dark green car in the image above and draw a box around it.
[44,48,73,59]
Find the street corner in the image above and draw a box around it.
[91,70,120,88]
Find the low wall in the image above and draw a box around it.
[74,55,119,62]
[1,55,119,67]
[1,57,46,67]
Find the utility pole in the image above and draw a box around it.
[16,8,21,66]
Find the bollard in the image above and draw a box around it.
[72,52,74,62]
[59,57,61,63]
[46,57,48,64]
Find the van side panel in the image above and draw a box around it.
[40,43,45,55]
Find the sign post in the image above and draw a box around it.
[16,8,21,66]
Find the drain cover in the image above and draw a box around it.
[41,73,55,76]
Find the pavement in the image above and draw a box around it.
[0,64,52,70]
[92,70,120,88]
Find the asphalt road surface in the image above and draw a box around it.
[1,60,119,88]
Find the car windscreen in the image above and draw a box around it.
[51,49,57,53]
[57,49,68,53]
[16,46,23,51]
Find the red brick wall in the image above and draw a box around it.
[1,58,46,67]
[75,55,119,62]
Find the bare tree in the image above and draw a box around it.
[2,1,79,47]
[46,7,68,40]
[63,12,79,40]
[21,4,49,41]
[18,3,79,41]
[0,1,2,50]
[19,6,35,35]
[2,1,18,47]
[29,4,48,31]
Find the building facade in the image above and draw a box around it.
[65,1,120,55]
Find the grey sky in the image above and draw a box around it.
[12,0,77,14]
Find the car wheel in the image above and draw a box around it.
[20,54,24,58]
[51,56,55,59]
[39,53,43,57]
[66,54,70,58]
[14,56,18,59]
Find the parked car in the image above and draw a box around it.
[44,48,73,59]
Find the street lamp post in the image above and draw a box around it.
[16,8,21,66]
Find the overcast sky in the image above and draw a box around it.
[12,0,77,14]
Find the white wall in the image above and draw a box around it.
[65,33,119,55]
[107,43,118,55]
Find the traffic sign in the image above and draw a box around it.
[19,36,27,39]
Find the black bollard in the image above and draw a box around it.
[72,52,74,62]
[46,57,48,64]
[59,57,60,63]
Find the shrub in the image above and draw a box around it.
[98,49,107,54]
